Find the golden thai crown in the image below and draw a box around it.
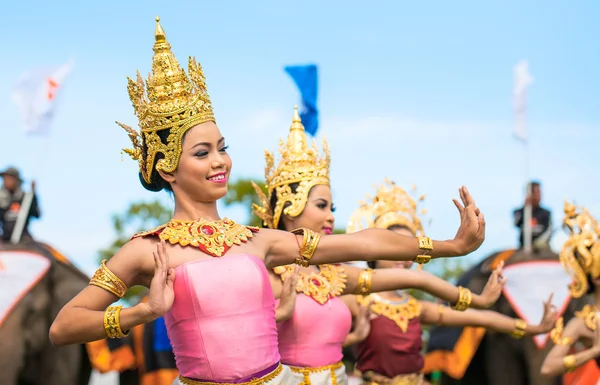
[118,17,215,185]
[560,201,600,298]
[252,106,330,229]
[347,178,427,235]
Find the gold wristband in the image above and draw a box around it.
[291,228,321,267]
[354,268,373,295]
[564,354,577,372]
[452,286,472,311]
[89,260,128,298]
[511,319,527,339]
[104,305,130,339]
[414,236,433,265]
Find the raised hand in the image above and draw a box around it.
[352,301,372,342]
[277,265,299,320]
[537,293,558,333]
[451,186,486,255]
[144,241,176,319]
[478,261,506,308]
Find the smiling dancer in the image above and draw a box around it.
[345,179,558,385]
[49,17,488,385]
[252,110,503,385]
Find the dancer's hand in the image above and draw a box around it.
[353,301,372,342]
[142,241,175,320]
[536,293,558,333]
[277,266,299,321]
[476,262,506,308]
[450,186,485,255]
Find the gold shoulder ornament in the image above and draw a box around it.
[357,293,422,332]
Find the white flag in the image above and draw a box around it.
[11,59,74,135]
[513,60,533,142]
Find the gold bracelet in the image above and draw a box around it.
[291,228,321,267]
[511,319,527,339]
[89,260,128,298]
[354,268,373,295]
[104,305,130,339]
[564,354,577,372]
[550,317,574,346]
[414,236,433,264]
[452,286,472,311]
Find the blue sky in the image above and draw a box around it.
[1,1,599,276]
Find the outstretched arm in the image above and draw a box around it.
[264,187,485,268]
[541,318,600,377]
[420,294,557,334]
[342,264,505,309]
[50,240,171,346]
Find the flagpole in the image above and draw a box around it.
[522,140,532,254]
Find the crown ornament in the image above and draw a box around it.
[118,17,215,184]
[252,106,330,229]
[347,178,428,235]
[560,201,600,298]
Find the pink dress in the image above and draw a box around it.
[277,294,352,368]
[164,254,281,382]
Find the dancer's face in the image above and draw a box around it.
[282,184,335,235]
[161,121,232,203]
[376,227,416,270]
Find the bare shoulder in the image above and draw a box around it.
[564,316,589,338]
[103,236,158,287]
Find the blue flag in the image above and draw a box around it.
[284,64,319,136]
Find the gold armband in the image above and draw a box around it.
[354,268,373,295]
[511,319,527,339]
[550,317,574,346]
[414,236,433,264]
[291,228,321,267]
[564,354,577,372]
[89,260,128,298]
[104,305,130,339]
[451,286,472,311]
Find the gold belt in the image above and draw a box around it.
[289,361,344,385]
[178,363,283,385]
[362,371,423,385]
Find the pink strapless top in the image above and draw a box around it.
[277,294,352,367]
[164,254,280,381]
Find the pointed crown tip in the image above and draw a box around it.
[154,16,166,42]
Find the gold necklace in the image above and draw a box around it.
[132,218,259,257]
[357,293,422,332]
[274,264,347,305]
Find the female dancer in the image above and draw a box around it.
[252,110,504,385]
[540,202,600,376]
[344,179,558,385]
[49,18,487,385]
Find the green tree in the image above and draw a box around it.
[98,200,173,303]
[224,178,268,227]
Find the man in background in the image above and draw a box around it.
[0,166,41,243]
[513,180,552,250]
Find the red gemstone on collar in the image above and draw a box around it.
[201,225,215,236]
[312,278,321,286]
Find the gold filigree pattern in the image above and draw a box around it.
[252,106,330,229]
[104,305,130,339]
[178,363,283,385]
[288,361,344,385]
[274,264,347,305]
[347,179,428,235]
[575,304,599,331]
[132,218,258,257]
[358,293,422,332]
[89,260,128,298]
[119,17,216,184]
[560,201,600,298]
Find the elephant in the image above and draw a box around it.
[0,240,93,385]
[423,247,589,385]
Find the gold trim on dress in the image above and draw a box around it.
[362,370,424,385]
[289,361,344,385]
[177,363,283,385]
[357,293,422,332]
[273,264,347,305]
[89,260,128,298]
